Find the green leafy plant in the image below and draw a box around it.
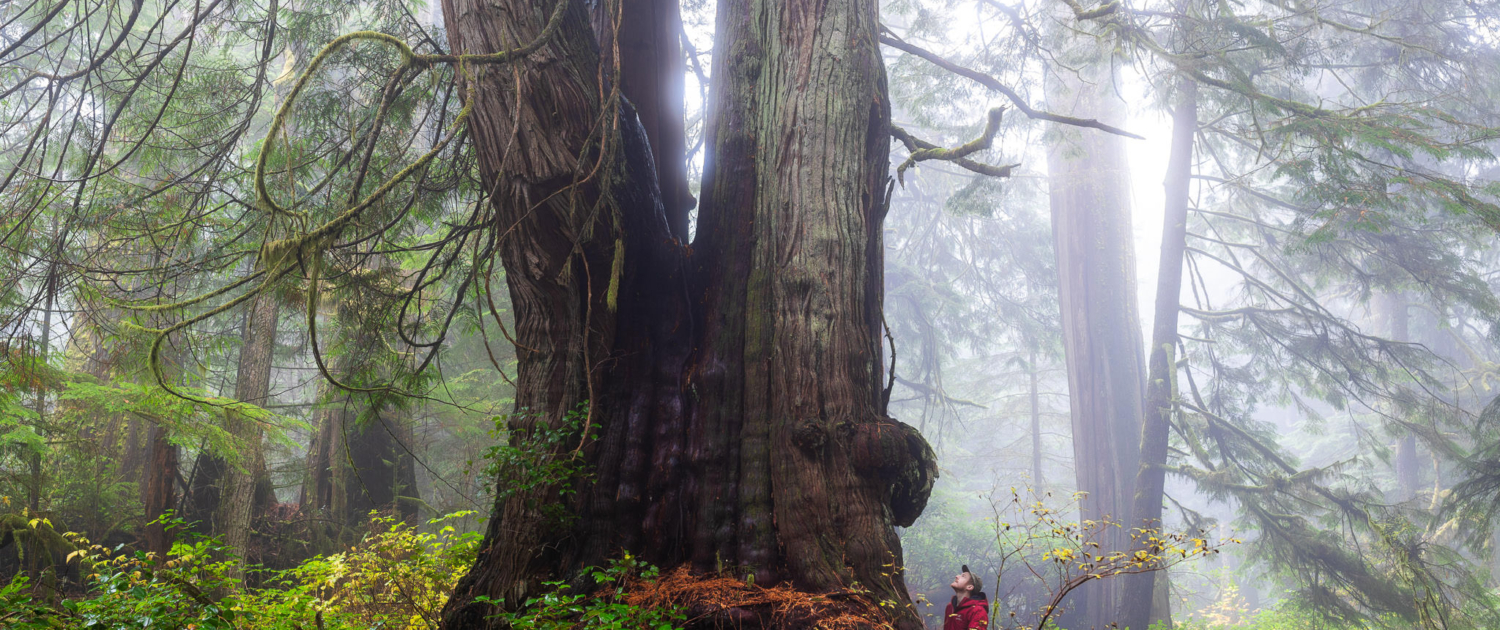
[248,510,482,629]
[483,403,596,525]
[49,518,242,630]
[0,511,482,629]
[490,553,684,630]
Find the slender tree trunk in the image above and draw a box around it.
[1030,348,1043,488]
[216,293,279,580]
[1045,52,1146,630]
[20,267,57,580]
[1491,526,1500,588]
[28,268,56,514]
[1120,78,1197,630]
[143,425,179,557]
[439,2,934,628]
[1379,293,1420,502]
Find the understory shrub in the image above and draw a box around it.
[0,511,480,629]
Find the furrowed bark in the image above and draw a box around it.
[728,0,900,596]
[685,0,763,578]
[689,6,932,624]
[1044,53,1146,630]
[1120,78,1196,630]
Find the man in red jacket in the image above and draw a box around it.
[943,565,989,630]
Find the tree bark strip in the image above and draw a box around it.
[1120,78,1197,630]
[143,425,179,558]
[1030,348,1043,488]
[437,1,650,622]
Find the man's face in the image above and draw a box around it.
[950,572,973,592]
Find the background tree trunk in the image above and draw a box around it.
[28,269,56,514]
[1031,348,1043,488]
[300,380,341,522]
[1379,292,1420,502]
[298,263,422,534]
[300,336,419,531]
[186,295,277,542]
[1120,78,1197,630]
[1045,55,1146,630]
[1492,527,1500,588]
[215,294,279,581]
[143,262,187,559]
[143,426,179,558]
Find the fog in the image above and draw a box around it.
[3,0,1500,628]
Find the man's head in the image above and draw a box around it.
[950,564,983,598]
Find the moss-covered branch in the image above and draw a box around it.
[892,108,1016,185]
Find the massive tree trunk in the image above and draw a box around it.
[686,0,924,601]
[437,1,934,628]
[1120,78,1197,630]
[1045,55,1146,630]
